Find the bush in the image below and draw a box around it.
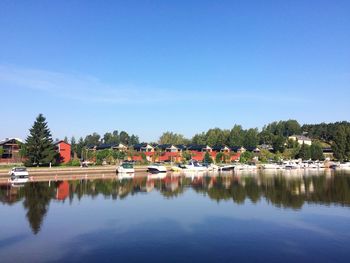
[64,159,81,166]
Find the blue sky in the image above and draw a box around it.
[0,0,349,142]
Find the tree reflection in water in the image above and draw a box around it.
[23,182,56,234]
[1,170,350,234]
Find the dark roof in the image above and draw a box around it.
[133,143,154,150]
[176,144,187,150]
[212,145,229,151]
[0,138,22,146]
[230,146,244,152]
[86,144,97,150]
[157,144,174,150]
[246,146,259,152]
[187,144,205,151]
[96,143,117,150]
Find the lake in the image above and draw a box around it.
[1,169,350,262]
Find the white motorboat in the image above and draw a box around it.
[261,163,280,169]
[147,163,167,173]
[283,161,300,170]
[116,162,135,173]
[339,162,350,170]
[218,164,235,171]
[9,167,29,184]
[184,160,208,172]
[203,163,219,171]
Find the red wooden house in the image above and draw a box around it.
[55,141,71,163]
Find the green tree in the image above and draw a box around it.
[259,129,274,145]
[243,128,259,148]
[229,125,244,147]
[272,135,286,153]
[205,128,229,146]
[192,132,207,145]
[76,137,85,159]
[215,152,224,163]
[0,146,3,157]
[119,131,130,145]
[25,114,58,166]
[310,143,324,160]
[84,132,101,146]
[70,136,76,158]
[284,120,301,137]
[103,132,114,144]
[182,150,193,162]
[159,131,189,145]
[129,134,139,145]
[239,151,254,163]
[297,143,311,160]
[204,152,213,163]
[332,125,350,161]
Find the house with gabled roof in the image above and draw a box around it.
[157,144,180,153]
[246,147,260,153]
[230,146,246,153]
[187,144,213,153]
[0,138,22,160]
[212,145,231,153]
[288,135,312,146]
[54,140,71,163]
[133,143,155,152]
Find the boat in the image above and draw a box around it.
[8,167,29,184]
[170,164,184,172]
[283,161,300,170]
[202,163,219,171]
[261,163,280,169]
[116,162,135,173]
[184,160,208,172]
[147,163,167,173]
[218,164,235,171]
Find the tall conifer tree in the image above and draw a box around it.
[25,114,58,166]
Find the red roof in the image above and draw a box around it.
[132,156,142,161]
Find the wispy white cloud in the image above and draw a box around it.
[0,65,307,104]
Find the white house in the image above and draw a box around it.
[288,135,312,146]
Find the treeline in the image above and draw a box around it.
[158,120,350,161]
[160,120,303,149]
[23,114,350,164]
[69,130,140,159]
[302,122,350,161]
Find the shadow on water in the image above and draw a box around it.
[1,170,350,235]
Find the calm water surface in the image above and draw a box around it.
[1,169,350,262]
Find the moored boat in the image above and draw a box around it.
[8,167,29,184]
[116,162,135,173]
[184,160,208,172]
[147,163,167,173]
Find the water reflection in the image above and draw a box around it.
[0,170,350,234]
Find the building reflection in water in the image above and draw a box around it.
[0,169,350,234]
